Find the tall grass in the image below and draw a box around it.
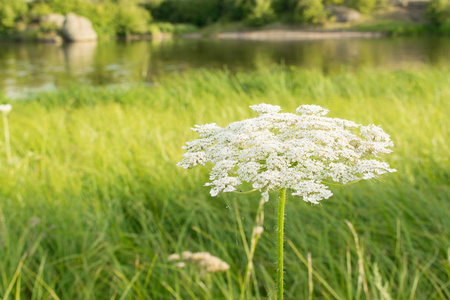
[0,67,449,299]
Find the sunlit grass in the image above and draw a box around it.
[0,66,449,299]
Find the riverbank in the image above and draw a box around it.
[200,20,450,40]
[3,20,448,45]
[212,29,386,40]
[1,0,449,44]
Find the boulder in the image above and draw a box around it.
[61,13,97,42]
[39,14,65,29]
[326,6,361,23]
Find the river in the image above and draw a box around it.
[1,36,449,98]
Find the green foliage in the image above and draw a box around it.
[323,0,345,5]
[0,0,28,31]
[28,3,53,19]
[116,1,151,35]
[244,0,276,26]
[0,67,449,298]
[294,0,325,24]
[148,22,199,36]
[272,0,298,13]
[352,20,450,35]
[150,22,199,34]
[220,0,248,21]
[426,0,450,25]
[349,0,376,14]
[153,0,221,26]
[2,0,450,34]
[23,0,153,37]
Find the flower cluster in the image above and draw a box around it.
[0,104,12,115]
[168,251,230,274]
[178,104,396,204]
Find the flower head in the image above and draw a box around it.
[0,104,12,115]
[250,103,282,114]
[168,251,230,273]
[178,104,396,204]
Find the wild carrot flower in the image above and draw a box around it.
[178,103,396,204]
[168,251,230,273]
[178,103,396,299]
[0,104,12,115]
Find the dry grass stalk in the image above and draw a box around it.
[345,220,370,300]
[240,197,266,299]
[308,252,313,300]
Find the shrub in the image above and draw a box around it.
[245,0,276,26]
[272,0,298,13]
[116,1,151,35]
[294,0,326,24]
[0,0,28,31]
[153,0,220,26]
[220,0,248,21]
[426,0,450,25]
[28,3,54,19]
[349,0,377,14]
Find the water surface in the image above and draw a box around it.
[1,37,449,97]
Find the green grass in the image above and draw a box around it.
[200,20,450,37]
[0,67,449,299]
[351,20,450,36]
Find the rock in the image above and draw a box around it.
[39,14,65,29]
[61,13,97,42]
[326,6,361,23]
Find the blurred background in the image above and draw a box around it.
[1,0,449,97]
[0,1,449,299]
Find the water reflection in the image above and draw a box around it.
[64,42,97,76]
[0,37,449,97]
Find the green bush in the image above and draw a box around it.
[25,0,153,37]
[148,22,199,36]
[426,0,450,25]
[349,0,376,14]
[294,0,325,24]
[220,0,248,21]
[0,0,28,31]
[272,0,298,13]
[28,3,54,19]
[153,0,221,26]
[245,0,276,26]
[116,1,151,35]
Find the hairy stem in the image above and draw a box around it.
[277,188,286,300]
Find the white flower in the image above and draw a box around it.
[0,104,12,114]
[296,104,329,116]
[179,104,396,203]
[250,103,282,114]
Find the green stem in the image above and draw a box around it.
[3,114,11,163]
[277,188,286,300]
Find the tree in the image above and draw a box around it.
[349,0,376,14]
[426,0,450,25]
[245,0,276,26]
[294,0,325,24]
[0,0,28,31]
